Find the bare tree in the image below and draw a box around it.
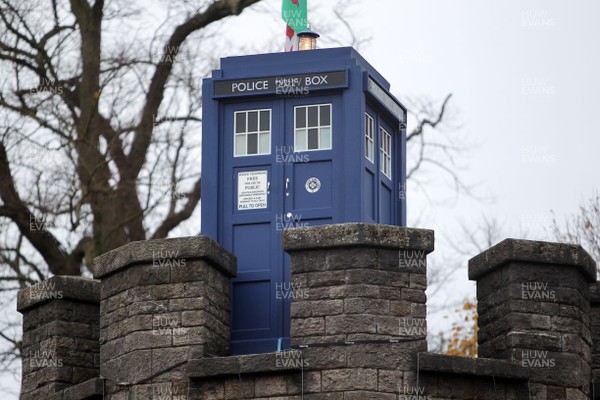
[0,0,263,273]
[0,0,262,385]
[427,215,504,353]
[552,192,600,268]
[405,93,479,206]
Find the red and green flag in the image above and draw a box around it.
[282,0,308,51]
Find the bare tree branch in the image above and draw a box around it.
[0,142,78,275]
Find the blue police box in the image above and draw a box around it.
[201,47,407,355]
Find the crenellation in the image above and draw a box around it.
[16,226,600,400]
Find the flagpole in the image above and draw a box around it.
[282,0,307,52]
[285,25,298,52]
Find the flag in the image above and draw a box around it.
[285,25,299,52]
[282,0,308,52]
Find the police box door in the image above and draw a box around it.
[282,96,342,228]
[224,95,341,355]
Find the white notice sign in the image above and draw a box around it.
[238,171,268,210]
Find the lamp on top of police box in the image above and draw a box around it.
[298,27,320,51]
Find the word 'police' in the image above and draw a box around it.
[231,75,330,94]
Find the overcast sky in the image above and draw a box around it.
[2,0,599,397]
[361,0,600,321]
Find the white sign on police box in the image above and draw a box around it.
[237,171,268,210]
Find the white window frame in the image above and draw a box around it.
[294,104,332,152]
[379,126,392,179]
[234,109,271,157]
[365,113,375,163]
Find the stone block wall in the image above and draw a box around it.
[282,224,433,346]
[469,239,597,399]
[17,276,100,400]
[16,224,600,400]
[590,282,600,398]
[91,236,236,399]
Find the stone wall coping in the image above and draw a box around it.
[468,238,597,282]
[188,351,531,382]
[282,223,434,253]
[418,353,529,380]
[187,352,301,379]
[93,235,236,279]
[17,276,100,313]
[47,377,103,400]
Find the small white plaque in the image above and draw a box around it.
[238,171,268,210]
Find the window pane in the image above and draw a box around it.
[308,128,319,150]
[320,127,331,149]
[387,157,392,178]
[248,111,259,132]
[235,135,246,156]
[296,107,306,128]
[295,129,307,151]
[235,113,246,133]
[365,114,374,162]
[260,111,270,131]
[308,106,318,127]
[259,132,270,154]
[247,133,258,154]
[320,105,331,126]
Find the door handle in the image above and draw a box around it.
[285,178,290,197]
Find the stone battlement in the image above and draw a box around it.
[17,223,599,400]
